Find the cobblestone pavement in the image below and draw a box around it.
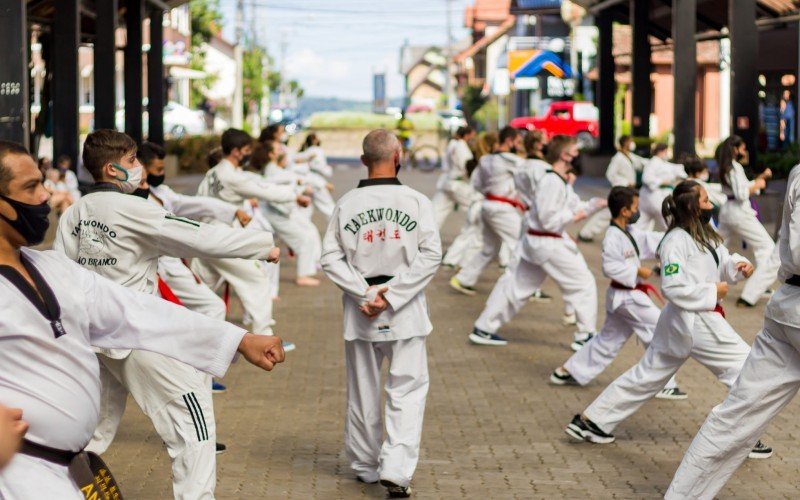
[103,164,797,499]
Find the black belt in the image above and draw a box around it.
[20,439,80,466]
[786,275,800,287]
[365,275,393,286]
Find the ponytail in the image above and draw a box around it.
[660,180,723,252]
[661,193,677,227]
[715,135,744,188]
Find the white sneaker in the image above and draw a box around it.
[570,333,594,352]
[562,313,577,326]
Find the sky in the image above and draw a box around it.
[216,0,472,101]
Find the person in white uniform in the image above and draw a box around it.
[450,126,525,295]
[636,143,687,231]
[259,141,322,286]
[0,140,285,499]
[565,180,772,459]
[578,135,645,242]
[665,164,800,500]
[321,129,441,499]
[550,186,685,399]
[53,130,282,499]
[431,126,476,229]
[715,135,780,307]
[293,133,336,220]
[194,129,308,336]
[468,135,605,350]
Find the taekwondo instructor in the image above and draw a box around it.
[0,141,285,498]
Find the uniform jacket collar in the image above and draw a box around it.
[357,177,402,188]
[88,182,123,194]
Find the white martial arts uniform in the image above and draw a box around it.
[582,228,751,435]
[474,170,602,341]
[441,189,485,267]
[195,159,296,332]
[320,177,441,487]
[454,152,524,287]
[290,146,336,220]
[578,150,644,240]
[431,138,475,229]
[664,165,800,500]
[0,248,246,499]
[717,160,779,305]
[54,185,274,499]
[563,224,676,389]
[636,156,687,231]
[262,162,322,278]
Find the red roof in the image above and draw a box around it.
[465,0,512,31]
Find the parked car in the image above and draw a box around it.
[437,109,468,134]
[115,101,207,138]
[509,101,599,150]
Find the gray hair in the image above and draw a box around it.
[362,129,400,164]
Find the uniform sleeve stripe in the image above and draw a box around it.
[165,215,201,227]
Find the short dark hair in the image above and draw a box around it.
[678,153,707,177]
[499,125,519,144]
[545,135,577,164]
[249,141,277,172]
[456,126,474,139]
[608,186,638,218]
[56,154,71,165]
[221,128,253,155]
[618,135,632,148]
[258,123,284,144]
[652,142,669,156]
[82,129,138,181]
[137,141,167,167]
[0,141,33,194]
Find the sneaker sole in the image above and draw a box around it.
[562,318,577,326]
[565,423,615,444]
[450,281,476,296]
[549,373,577,386]
[468,333,507,346]
[655,392,688,401]
[283,344,297,353]
[748,450,773,459]
[529,296,553,303]
[570,341,584,352]
[212,389,227,394]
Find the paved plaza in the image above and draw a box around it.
[99,165,797,499]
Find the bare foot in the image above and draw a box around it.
[295,276,321,286]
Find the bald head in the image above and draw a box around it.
[362,129,401,166]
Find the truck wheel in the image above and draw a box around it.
[577,131,596,151]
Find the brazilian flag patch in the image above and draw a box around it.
[664,263,680,276]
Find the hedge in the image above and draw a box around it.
[165,135,221,173]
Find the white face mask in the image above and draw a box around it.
[697,172,710,182]
[111,163,144,194]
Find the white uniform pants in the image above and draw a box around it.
[191,258,274,335]
[443,201,483,267]
[313,186,336,221]
[718,204,779,304]
[635,188,669,231]
[564,295,677,388]
[431,189,459,229]
[474,244,597,337]
[87,351,216,500]
[584,317,750,434]
[0,454,82,499]
[345,337,429,488]
[666,316,800,499]
[265,210,321,278]
[455,202,521,287]
[578,208,611,240]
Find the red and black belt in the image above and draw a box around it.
[485,193,527,211]
[610,281,664,304]
[527,229,563,238]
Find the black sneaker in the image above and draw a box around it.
[468,328,508,346]
[570,333,594,352]
[449,277,477,296]
[655,387,689,400]
[749,440,773,459]
[550,368,579,386]
[736,298,756,308]
[565,414,615,444]
[216,442,227,455]
[529,289,553,303]
[380,479,412,498]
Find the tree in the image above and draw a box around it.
[243,47,267,117]
[188,0,223,107]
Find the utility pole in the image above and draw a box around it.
[232,0,244,128]
[445,0,455,110]
[279,30,288,108]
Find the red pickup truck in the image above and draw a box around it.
[509,101,599,150]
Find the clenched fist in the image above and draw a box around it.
[237,334,286,371]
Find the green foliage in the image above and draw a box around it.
[758,143,800,179]
[460,85,488,125]
[189,0,222,48]
[614,83,627,140]
[308,112,441,131]
[474,100,499,131]
[243,47,266,116]
[165,135,222,173]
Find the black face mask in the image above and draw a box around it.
[240,154,252,167]
[395,162,402,176]
[132,187,151,199]
[147,173,165,187]
[510,146,518,154]
[700,208,714,224]
[629,210,641,225]
[0,193,51,246]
